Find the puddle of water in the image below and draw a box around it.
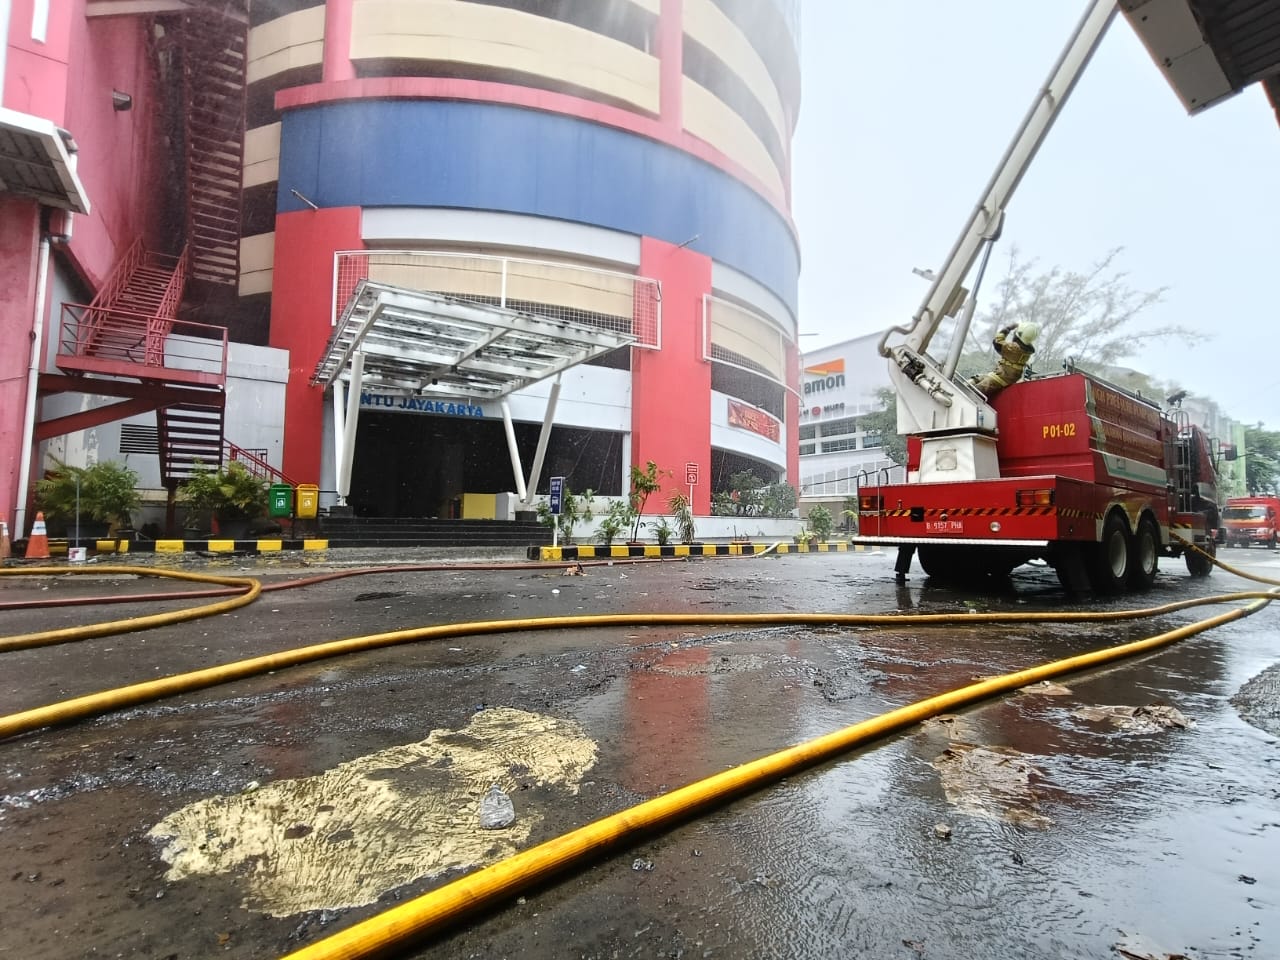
[148,707,597,916]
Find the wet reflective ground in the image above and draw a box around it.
[1,548,1277,959]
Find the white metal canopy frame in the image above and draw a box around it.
[312,280,638,508]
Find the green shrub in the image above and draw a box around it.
[667,491,697,543]
[179,460,269,523]
[35,458,140,528]
[806,504,834,542]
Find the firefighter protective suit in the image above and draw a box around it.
[970,322,1038,398]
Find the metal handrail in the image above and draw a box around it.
[225,441,295,486]
[59,303,229,380]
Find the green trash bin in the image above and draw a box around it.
[269,483,294,518]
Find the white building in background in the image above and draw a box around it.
[798,332,906,509]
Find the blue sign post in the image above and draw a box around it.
[549,476,564,547]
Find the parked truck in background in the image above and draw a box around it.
[1222,496,1280,549]
[851,0,1223,594]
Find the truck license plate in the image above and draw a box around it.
[925,520,964,533]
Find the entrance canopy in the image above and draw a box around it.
[312,279,640,509]
[311,280,636,400]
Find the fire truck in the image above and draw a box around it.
[852,0,1222,593]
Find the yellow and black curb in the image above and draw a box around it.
[528,541,868,561]
[88,538,329,555]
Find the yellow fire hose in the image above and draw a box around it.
[1,543,1277,960]
[2,588,1278,742]
[277,591,1274,960]
[0,565,261,652]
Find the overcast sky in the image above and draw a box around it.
[792,2,1280,430]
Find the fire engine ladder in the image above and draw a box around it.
[1169,408,1194,513]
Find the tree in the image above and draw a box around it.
[1245,424,1280,495]
[627,460,667,541]
[957,247,1204,379]
[859,387,908,467]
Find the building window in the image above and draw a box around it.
[799,424,816,440]
[799,443,816,456]
[862,432,883,450]
[819,416,857,438]
[821,437,857,454]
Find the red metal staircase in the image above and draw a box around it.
[37,2,253,495]
[49,240,229,488]
[181,10,247,286]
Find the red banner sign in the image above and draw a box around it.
[727,400,780,442]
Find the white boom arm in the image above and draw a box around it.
[879,0,1117,440]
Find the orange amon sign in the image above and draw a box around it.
[727,400,780,442]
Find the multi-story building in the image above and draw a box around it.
[797,332,904,514]
[1,0,802,534]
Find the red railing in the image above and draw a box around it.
[88,238,146,310]
[151,244,191,350]
[58,304,228,384]
[226,441,295,486]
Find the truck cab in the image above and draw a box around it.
[1222,497,1280,549]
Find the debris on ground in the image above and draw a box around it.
[932,823,952,840]
[562,562,585,576]
[1018,681,1073,697]
[932,743,1052,829]
[478,784,516,830]
[1073,703,1195,733]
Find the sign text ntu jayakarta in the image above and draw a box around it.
[360,393,486,417]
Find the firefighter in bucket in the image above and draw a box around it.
[971,321,1039,399]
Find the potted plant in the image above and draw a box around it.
[667,491,697,544]
[35,458,141,541]
[535,487,591,543]
[178,460,269,538]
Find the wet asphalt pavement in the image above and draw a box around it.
[1,546,1278,960]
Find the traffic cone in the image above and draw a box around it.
[26,512,50,560]
[0,519,10,561]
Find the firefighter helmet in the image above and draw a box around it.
[1014,322,1040,347]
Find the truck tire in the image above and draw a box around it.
[1127,516,1159,591]
[1089,512,1130,594]
[1184,538,1215,578]
[917,546,960,582]
[1053,543,1092,596]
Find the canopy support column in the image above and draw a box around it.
[524,373,562,504]
[501,399,527,501]
[335,351,364,503]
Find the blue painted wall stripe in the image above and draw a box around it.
[278,100,799,312]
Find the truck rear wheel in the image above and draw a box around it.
[917,546,960,582]
[1089,512,1130,594]
[1053,543,1092,596]
[1128,516,1159,591]
[1185,538,1215,577]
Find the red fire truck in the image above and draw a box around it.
[852,0,1222,593]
